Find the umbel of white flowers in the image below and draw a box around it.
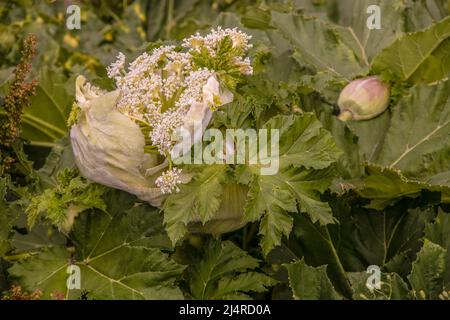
[69,27,253,206]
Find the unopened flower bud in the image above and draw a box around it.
[337,76,390,121]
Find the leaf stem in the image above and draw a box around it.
[165,0,174,37]
[3,252,34,262]
[337,110,353,122]
[23,114,66,136]
[322,227,353,298]
[243,223,258,251]
[26,140,58,148]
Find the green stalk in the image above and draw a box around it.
[3,252,34,262]
[322,227,353,298]
[165,0,174,37]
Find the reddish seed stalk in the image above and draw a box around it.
[0,34,38,170]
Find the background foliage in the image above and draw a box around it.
[1,0,450,300]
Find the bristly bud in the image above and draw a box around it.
[337,76,390,121]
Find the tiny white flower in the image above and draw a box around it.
[155,168,183,194]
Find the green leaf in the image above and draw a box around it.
[36,137,76,189]
[0,178,14,257]
[246,168,337,256]
[187,240,276,300]
[246,175,296,255]
[371,16,450,84]
[357,164,450,209]
[285,259,342,300]
[214,272,277,299]
[301,98,363,179]
[408,240,447,299]
[22,67,73,146]
[353,81,450,207]
[265,113,343,170]
[271,11,366,80]
[425,209,450,250]
[284,202,432,298]
[10,191,184,299]
[425,209,450,287]
[298,72,345,103]
[374,81,450,181]
[8,246,71,299]
[244,114,340,255]
[145,0,220,42]
[346,111,391,163]
[285,204,428,299]
[403,0,450,31]
[0,177,23,257]
[163,165,228,245]
[26,168,106,229]
[288,213,352,298]
[327,0,406,62]
[12,224,66,254]
[332,204,432,277]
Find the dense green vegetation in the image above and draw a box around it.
[1,0,450,300]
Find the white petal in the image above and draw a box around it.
[71,78,168,207]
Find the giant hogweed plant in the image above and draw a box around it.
[1,0,450,300]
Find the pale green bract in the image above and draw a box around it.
[70,76,171,207]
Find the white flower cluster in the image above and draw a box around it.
[183,27,252,53]
[105,27,252,194]
[106,52,126,81]
[183,27,253,75]
[155,168,183,194]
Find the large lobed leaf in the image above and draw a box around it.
[374,80,450,179]
[284,212,449,300]
[244,114,341,256]
[371,16,450,84]
[22,68,73,147]
[187,240,277,300]
[403,0,450,31]
[26,168,107,229]
[271,11,365,81]
[285,259,341,300]
[408,240,448,299]
[326,0,405,62]
[9,190,184,300]
[283,203,437,298]
[357,164,450,209]
[424,210,450,291]
[284,258,413,300]
[355,80,450,207]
